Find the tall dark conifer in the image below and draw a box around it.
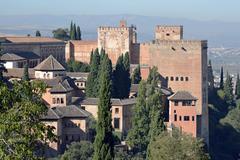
[72,23,77,40]
[235,73,240,99]
[126,81,149,156]
[22,63,30,81]
[224,72,233,105]
[86,49,100,97]
[93,54,114,160]
[70,21,73,40]
[76,26,81,40]
[220,66,224,89]
[131,65,142,84]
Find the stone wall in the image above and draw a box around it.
[155,26,183,40]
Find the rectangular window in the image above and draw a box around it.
[61,98,64,104]
[115,108,119,114]
[175,77,179,81]
[166,77,169,81]
[185,77,189,81]
[53,98,56,104]
[184,116,190,121]
[192,116,195,121]
[170,77,174,81]
[174,114,177,121]
[179,116,182,121]
[114,118,120,129]
[82,106,85,110]
[181,77,184,81]
[174,101,178,106]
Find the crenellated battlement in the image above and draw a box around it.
[155,25,183,40]
[98,26,132,31]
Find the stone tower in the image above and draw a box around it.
[97,20,137,65]
[140,26,209,145]
[155,25,183,40]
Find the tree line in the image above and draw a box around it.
[209,64,240,160]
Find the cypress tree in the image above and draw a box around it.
[86,49,100,97]
[146,67,165,159]
[131,65,142,84]
[220,66,224,89]
[76,26,81,40]
[123,52,131,98]
[70,21,73,40]
[22,63,30,81]
[224,72,233,105]
[113,53,131,99]
[72,23,77,40]
[235,73,240,99]
[126,81,149,154]
[93,54,114,160]
[35,30,41,37]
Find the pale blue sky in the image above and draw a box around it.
[1,0,239,22]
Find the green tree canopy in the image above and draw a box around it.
[66,59,90,72]
[86,49,100,97]
[223,72,234,105]
[113,53,131,99]
[235,73,240,99]
[52,28,70,41]
[0,80,55,159]
[148,129,209,160]
[93,54,114,160]
[22,63,30,81]
[131,65,142,84]
[35,30,41,37]
[61,141,94,160]
[76,26,82,40]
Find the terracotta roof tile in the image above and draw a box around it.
[34,55,65,71]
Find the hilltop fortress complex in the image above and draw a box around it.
[65,20,209,144]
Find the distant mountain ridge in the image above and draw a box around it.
[0,14,240,47]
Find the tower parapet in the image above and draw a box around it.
[155,25,183,40]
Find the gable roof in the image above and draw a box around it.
[1,51,40,61]
[34,55,65,71]
[168,91,197,101]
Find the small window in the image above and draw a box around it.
[82,106,85,110]
[180,77,184,81]
[115,108,119,114]
[174,101,178,106]
[80,83,83,86]
[61,98,64,104]
[170,77,174,81]
[166,77,169,81]
[174,114,177,121]
[184,116,190,121]
[174,110,176,113]
[175,77,179,81]
[185,77,189,81]
[166,33,170,36]
[53,98,56,104]
[57,98,60,104]
[192,116,195,121]
[179,116,182,121]
[114,118,120,129]
[171,47,176,51]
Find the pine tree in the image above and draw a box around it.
[224,72,233,105]
[131,65,142,84]
[93,54,114,160]
[235,73,240,99]
[220,66,224,89]
[76,26,81,40]
[22,63,30,81]
[126,81,149,155]
[35,30,41,37]
[86,49,100,97]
